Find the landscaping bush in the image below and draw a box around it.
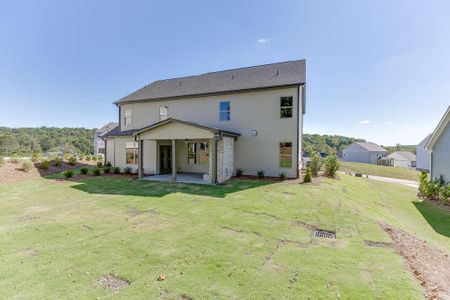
[112,166,121,174]
[39,159,50,170]
[80,167,89,175]
[97,161,103,168]
[304,167,312,183]
[235,168,243,177]
[63,170,74,178]
[78,154,85,161]
[68,156,77,166]
[86,156,91,161]
[22,161,33,172]
[123,167,132,174]
[279,172,287,181]
[257,170,265,179]
[10,153,19,164]
[438,185,450,204]
[105,161,112,168]
[418,171,429,196]
[92,168,101,176]
[425,180,440,199]
[31,151,42,163]
[103,166,111,174]
[53,157,62,167]
[324,154,339,177]
[309,152,321,177]
[63,153,71,161]
[91,155,98,161]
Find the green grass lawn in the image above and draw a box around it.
[0,173,449,299]
[339,161,420,181]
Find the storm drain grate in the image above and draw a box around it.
[313,229,336,239]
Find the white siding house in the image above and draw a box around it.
[416,134,431,172]
[342,142,388,164]
[387,151,416,168]
[426,106,450,182]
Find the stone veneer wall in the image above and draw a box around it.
[217,136,234,183]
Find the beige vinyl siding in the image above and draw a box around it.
[176,140,210,174]
[119,87,300,178]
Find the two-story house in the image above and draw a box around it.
[103,60,306,184]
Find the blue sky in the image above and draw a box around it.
[0,0,449,145]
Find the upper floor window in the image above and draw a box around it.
[280,96,293,118]
[124,109,133,126]
[160,106,168,121]
[220,101,230,121]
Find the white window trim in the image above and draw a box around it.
[159,106,168,121]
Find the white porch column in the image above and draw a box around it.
[171,139,177,181]
[138,138,143,179]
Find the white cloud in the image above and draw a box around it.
[358,120,372,124]
[257,38,270,44]
[384,121,393,125]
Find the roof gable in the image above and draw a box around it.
[116,60,305,104]
[417,134,432,148]
[345,142,387,152]
[389,151,416,161]
[426,106,450,151]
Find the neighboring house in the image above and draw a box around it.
[416,134,431,172]
[384,151,416,168]
[103,60,306,184]
[342,142,388,164]
[425,106,450,182]
[94,122,118,155]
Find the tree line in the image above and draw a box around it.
[303,133,366,155]
[0,127,97,156]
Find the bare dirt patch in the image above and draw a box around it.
[96,273,130,292]
[0,161,93,185]
[21,248,39,257]
[382,223,450,299]
[127,207,160,217]
[364,240,393,248]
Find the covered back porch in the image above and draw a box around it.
[134,118,239,184]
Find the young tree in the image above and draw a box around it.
[310,152,322,177]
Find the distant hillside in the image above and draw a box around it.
[303,133,366,154]
[0,127,96,156]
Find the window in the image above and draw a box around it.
[280,96,293,118]
[126,142,138,165]
[279,142,292,168]
[188,142,197,164]
[199,142,209,164]
[124,109,132,126]
[159,106,168,120]
[219,101,230,121]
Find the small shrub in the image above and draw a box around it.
[91,155,98,161]
[86,156,91,161]
[78,154,85,161]
[22,161,33,172]
[123,167,132,174]
[53,157,62,167]
[103,166,111,174]
[92,168,101,176]
[426,180,440,199]
[63,153,71,161]
[235,168,243,177]
[68,156,77,166]
[10,153,20,164]
[303,167,312,183]
[31,151,42,162]
[438,185,450,204]
[112,166,121,174]
[324,154,339,177]
[279,172,287,181]
[80,167,89,175]
[418,171,429,197]
[63,170,74,178]
[310,152,322,177]
[39,159,50,170]
[257,170,265,179]
[105,161,112,168]
[97,161,103,168]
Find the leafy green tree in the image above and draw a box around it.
[324,154,339,177]
[310,152,322,177]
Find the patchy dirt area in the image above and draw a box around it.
[0,161,92,185]
[96,273,130,292]
[382,223,450,300]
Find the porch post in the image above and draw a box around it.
[138,138,143,179]
[171,139,177,181]
[211,138,217,184]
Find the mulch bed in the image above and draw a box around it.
[0,161,93,185]
[382,223,450,300]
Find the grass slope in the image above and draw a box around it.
[339,161,420,181]
[0,174,448,299]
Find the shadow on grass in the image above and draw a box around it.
[69,176,276,198]
[413,201,450,238]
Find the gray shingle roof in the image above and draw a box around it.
[97,122,118,134]
[101,126,135,138]
[356,142,388,152]
[115,60,306,104]
[417,134,432,148]
[396,151,416,161]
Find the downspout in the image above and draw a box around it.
[296,85,300,178]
